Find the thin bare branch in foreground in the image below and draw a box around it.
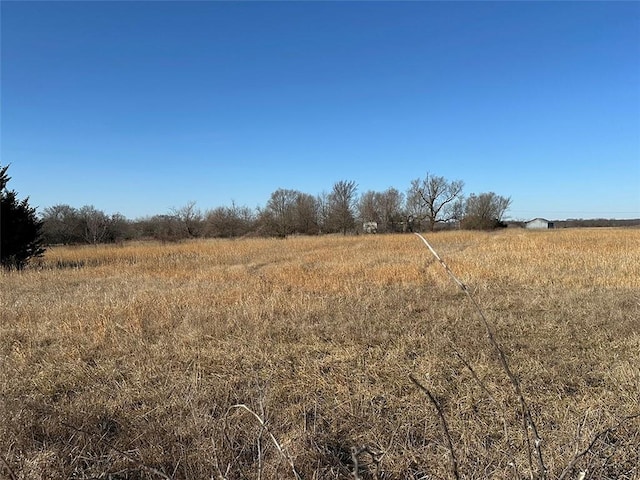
[449,341,522,479]
[414,232,547,479]
[409,374,460,480]
[0,453,18,480]
[227,404,302,480]
[557,413,640,480]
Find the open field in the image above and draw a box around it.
[1,228,639,479]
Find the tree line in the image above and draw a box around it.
[2,163,514,268]
[37,174,512,245]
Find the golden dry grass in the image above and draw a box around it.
[1,228,639,479]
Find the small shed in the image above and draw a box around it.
[525,218,554,229]
[363,222,378,234]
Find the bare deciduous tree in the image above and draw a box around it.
[379,187,405,232]
[358,188,404,233]
[143,214,183,243]
[78,205,110,245]
[407,173,464,231]
[358,191,381,226]
[41,204,82,244]
[293,193,320,235]
[108,213,132,243]
[42,205,131,245]
[171,201,203,238]
[264,189,299,237]
[315,191,330,234]
[461,192,512,230]
[205,202,255,238]
[327,180,358,235]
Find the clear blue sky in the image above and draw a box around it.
[2,1,639,220]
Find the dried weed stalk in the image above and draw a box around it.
[557,413,640,480]
[414,232,547,478]
[0,453,18,480]
[226,404,302,480]
[409,374,460,480]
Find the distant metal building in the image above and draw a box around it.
[525,218,554,229]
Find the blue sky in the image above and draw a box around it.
[2,1,639,220]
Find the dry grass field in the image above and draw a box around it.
[1,228,639,479]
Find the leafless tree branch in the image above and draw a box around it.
[409,374,460,480]
[227,404,302,480]
[414,232,547,479]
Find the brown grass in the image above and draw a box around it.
[1,229,639,479]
